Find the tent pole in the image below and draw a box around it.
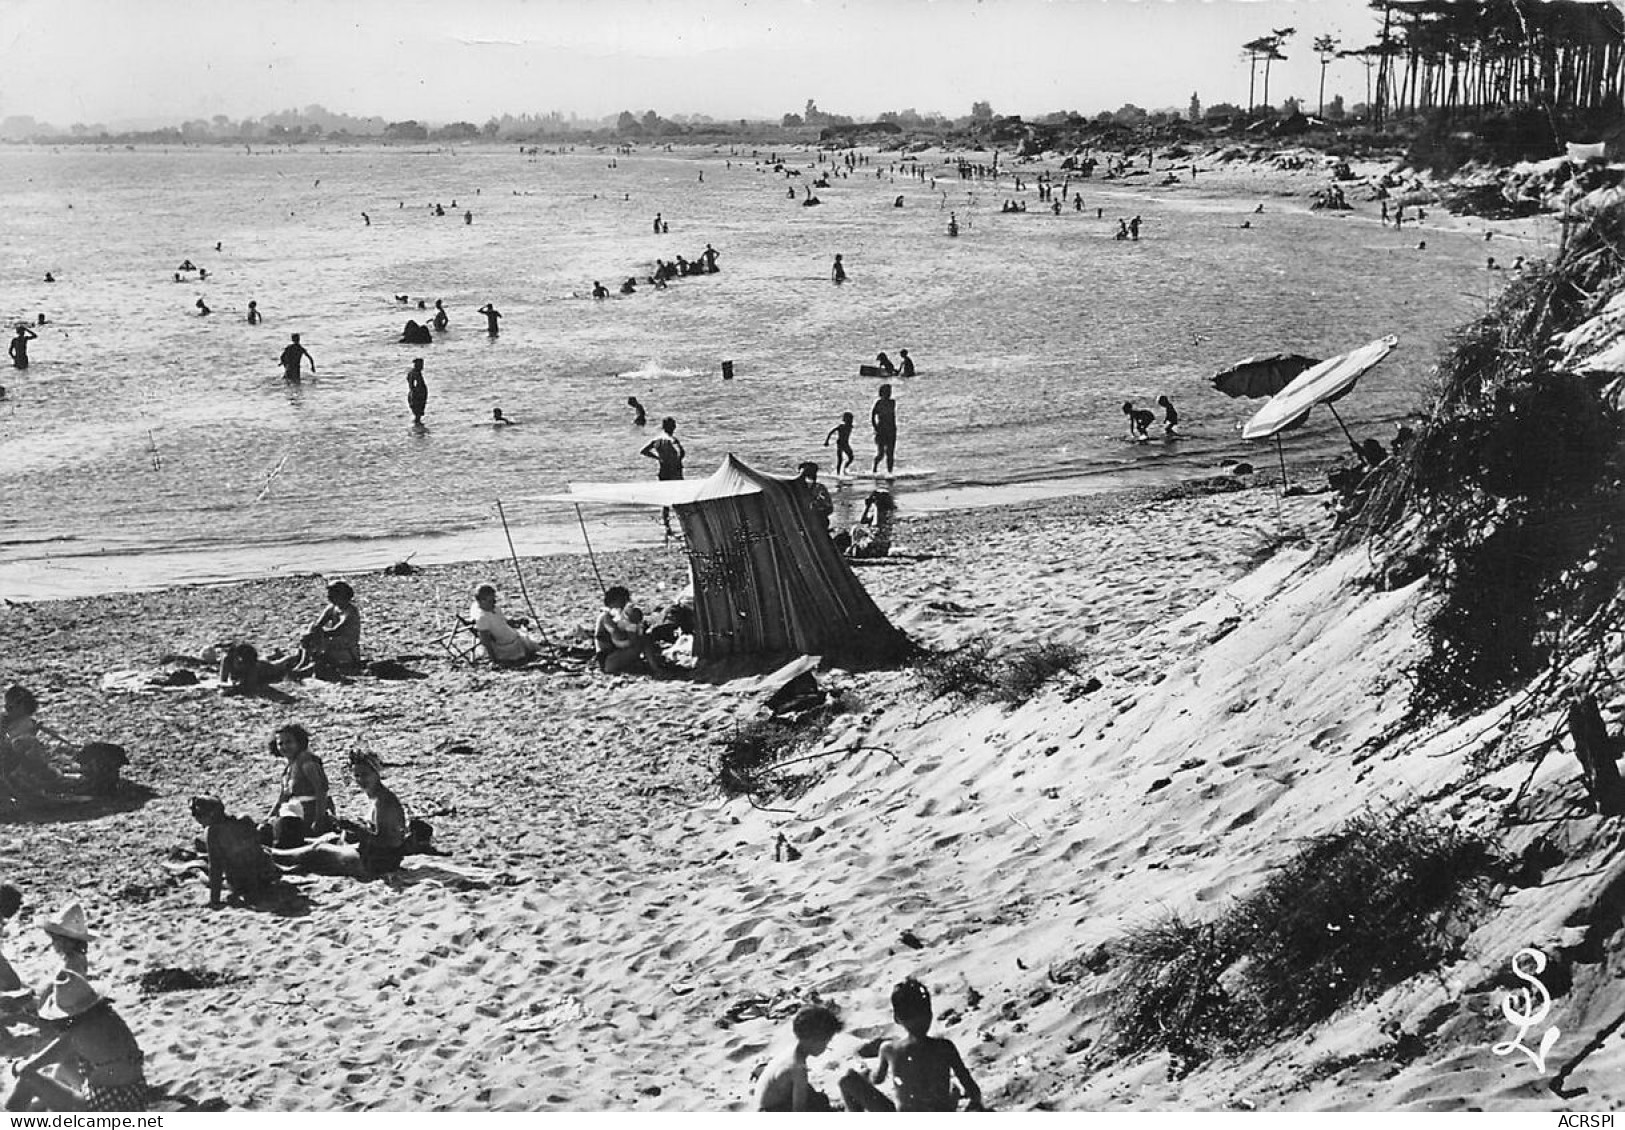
[497,499,550,644]
[1326,402,1360,450]
[574,503,608,595]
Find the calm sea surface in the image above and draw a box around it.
[0,144,1549,600]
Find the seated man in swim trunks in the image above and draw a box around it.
[468,584,540,665]
[190,796,282,908]
[270,751,407,879]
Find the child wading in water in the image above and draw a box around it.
[841,977,985,1111]
[824,411,856,475]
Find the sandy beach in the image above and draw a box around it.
[4,445,1622,1111]
[3,145,1619,1114]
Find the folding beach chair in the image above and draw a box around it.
[437,615,484,666]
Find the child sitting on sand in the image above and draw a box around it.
[754,1004,845,1111]
[841,977,985,1112]
[5,971,148,1112]
[190,796,282,908]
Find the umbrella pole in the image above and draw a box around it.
[1327,403,1360,450]
[1275,434,1290,492]
[575,503,608,595]
[497,499,550,644]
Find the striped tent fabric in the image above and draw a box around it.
[672,457,910,667]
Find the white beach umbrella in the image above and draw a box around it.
[1242,334,1398,490]
[1242,334,1399,442]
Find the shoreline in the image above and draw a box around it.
[0,459,1264,605]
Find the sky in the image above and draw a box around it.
[0,0,1395,130]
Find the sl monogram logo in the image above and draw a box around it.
[1492,948,1560,1074]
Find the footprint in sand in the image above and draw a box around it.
[726,935,764,960]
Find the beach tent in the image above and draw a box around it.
[562,455,911,672]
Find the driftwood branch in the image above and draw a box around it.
[1566,694,1625,816]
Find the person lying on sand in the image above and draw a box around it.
[289,581,362,679]
[4,972,148,1113]
[595,586,668,676]
[190,796,282,908]
[217,642,289,697]
[755,1004,844,1111]
[261,723,333,848]
[270,751,407,879]
[840,977,984,1112]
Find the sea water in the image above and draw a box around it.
[0,144,1545,600]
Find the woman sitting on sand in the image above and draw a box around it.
[261,723,333,848]
[270,750,407,879]
[5,972,148,1113]
[595,586,668,676]
[289,581,362,678]
[1,685,84,801]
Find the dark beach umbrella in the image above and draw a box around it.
[1210,353,1321,399]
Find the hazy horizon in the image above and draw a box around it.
[3,0,1388,132]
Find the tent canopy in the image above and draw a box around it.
[561,457,767,508]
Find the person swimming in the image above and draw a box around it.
[478,303,501,334]
[492,407,515,426]
[627,396,647,426]
[898,349,915,378]
[875,352,898,377]
[246,300,260,325]
[592,281,610,299]
[432,300,448,332]
[195,298,211,316]
[831,254,846,284]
